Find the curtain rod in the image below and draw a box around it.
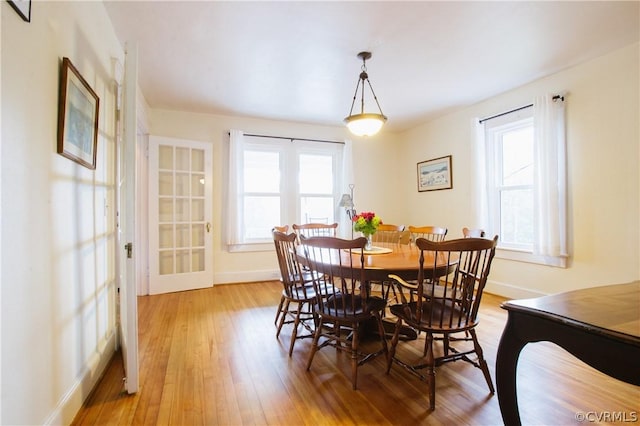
[479,95,564,124]
[229,132,344,145]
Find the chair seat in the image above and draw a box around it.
[389,300,476,333]
[285,283,317,301]
[317,295,387,321]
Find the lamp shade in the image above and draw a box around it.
[344,113,387,137]
[338,193,354,208]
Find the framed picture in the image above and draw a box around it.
[8,0,31,22]
[57,57,100,169]
[417,155,453,192]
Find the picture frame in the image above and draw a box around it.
[57,57,100,170]
[417,155,453,192]
[8,0,31,22]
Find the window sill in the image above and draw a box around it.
[496,247,567,268]
[227,242,273,253]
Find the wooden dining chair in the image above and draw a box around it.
[300,235,389,390]
[272,230,317,356]
[292,222,338,240]
[368,224,406,308]
[306,216,329,224]
[403,226,449,318]
[385,236,499,410]
[408,225,448,245]
[372,224,406,244]
[273,225,289,233]
[273,225,291,326]
[462,227,485,238]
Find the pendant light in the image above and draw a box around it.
[344,51,387,137]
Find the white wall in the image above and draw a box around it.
[149,111,403,285]
[1,2,124,424]
[400,43,640,297]
[149,44,639,298]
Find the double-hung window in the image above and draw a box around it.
[485,109,534,251]
[227,131,344,251]
[477,94,568,267]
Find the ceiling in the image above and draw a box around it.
[103,1,639,133]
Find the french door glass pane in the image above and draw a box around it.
[191,174,204,196]
[159,225,173,249]
[159,172,173,196]
[176,224,189,248]
[159,145,173,169]
[159,199,173,222]
[191,199,204,221]
[192,249,205,272]
[192,224,205,246]
[176,199,189,222]
[192,149,204,172]
[176,173,189,196]
[176,148,189,171]
[176,250,189,273]
[159,251,173,275]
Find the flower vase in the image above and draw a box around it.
[365,233,373,251]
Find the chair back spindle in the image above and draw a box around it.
[408,225,448,246]
[293,222,338,240]
[462,227,485,238]
[372,224,406,245]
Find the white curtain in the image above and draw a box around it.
[339,139,354,238]
[226,129,244,245]
[471,119,489,232]
[533,95,568,258]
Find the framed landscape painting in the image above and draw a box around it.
[8,0,31,22]
[57,57,100,169]
[417,155,453,192]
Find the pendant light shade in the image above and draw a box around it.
[345,113,386,136]
[344,51,387,137]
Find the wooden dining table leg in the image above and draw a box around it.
[495,314,527,426]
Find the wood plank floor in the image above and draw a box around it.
[72,281,639,425]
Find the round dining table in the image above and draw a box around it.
[295,241,454,340]
[296,241,453,282]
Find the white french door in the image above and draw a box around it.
[148,136,213,294]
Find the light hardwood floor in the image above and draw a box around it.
[72,281,639,425]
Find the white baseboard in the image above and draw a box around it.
[44,331,117,425]
[485,279,548,300]
[214,269,280,285]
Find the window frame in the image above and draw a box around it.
[230,135,344,252]
[486,114,535,252]
[483,106,566,267]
